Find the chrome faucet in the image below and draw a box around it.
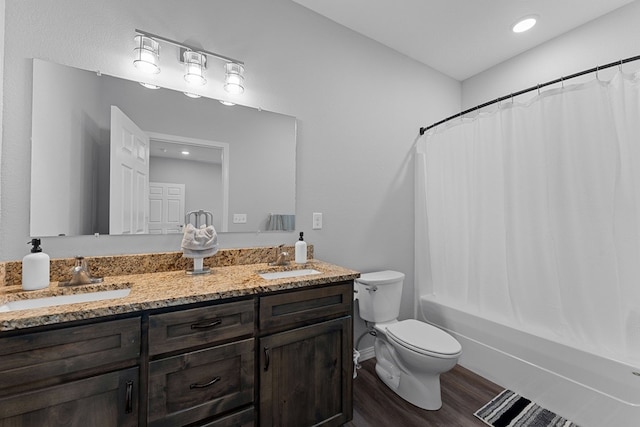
[63,256,104,286]
[270,244,290,266]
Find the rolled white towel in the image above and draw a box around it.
[181,224,219,258]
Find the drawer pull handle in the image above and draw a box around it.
[264,346,270,372]
[190,376,221,389]
[125,380,133,414]
[190,319,222,330]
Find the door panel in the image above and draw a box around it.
[110,106,149,235]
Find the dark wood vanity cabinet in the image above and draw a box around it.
[258,282,354,427]
[0,280,353,427]
[0,317,141,426]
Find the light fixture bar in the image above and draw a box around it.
[135,29,244,65]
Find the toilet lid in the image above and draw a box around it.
[357,270,405,286]
[386,319,461,356]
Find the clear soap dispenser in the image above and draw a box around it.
[295,232,307,264]
[22,238,50,291]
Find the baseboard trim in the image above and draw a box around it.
[357,346,375,361]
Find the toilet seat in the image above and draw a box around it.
[385,319,461,359]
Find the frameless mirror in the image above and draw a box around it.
[30,59,296,236]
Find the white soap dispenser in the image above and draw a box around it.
[295,232,307,264]
[22,238,50,291]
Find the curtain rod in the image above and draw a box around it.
[419,54,640,136]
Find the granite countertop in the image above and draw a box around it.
[0,259,360,332]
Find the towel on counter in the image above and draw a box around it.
[181,223,219,258]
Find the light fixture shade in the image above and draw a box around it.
[134,35,160,74]
[224,62,245,94]
[184,51,207,85]
[139,82,160,89]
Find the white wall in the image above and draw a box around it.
[462,1,640,109]
[0,0,460,341]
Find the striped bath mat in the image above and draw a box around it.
[474,389,579,427]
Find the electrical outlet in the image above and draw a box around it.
[233,213,247,224]
[312,212,323,230]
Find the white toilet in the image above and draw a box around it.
[355,270,462,410]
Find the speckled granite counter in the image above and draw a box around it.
[0,247,360,332]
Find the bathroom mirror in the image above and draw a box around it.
[30,59,296,237]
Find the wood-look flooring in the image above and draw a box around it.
[345,358,503,427]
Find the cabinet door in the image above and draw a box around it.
[260,316,352,427]
[0,367,138,427]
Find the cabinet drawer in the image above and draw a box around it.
[149,299,254,356]
[0,366,138,427]
[148,338,255,427]
[0,317,140,395]
[259,282,352,334]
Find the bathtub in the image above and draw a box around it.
[419,294,640,427]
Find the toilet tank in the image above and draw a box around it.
[355,270,405,323]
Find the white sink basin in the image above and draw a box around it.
[0,288,131,313]
[259,268,321,280]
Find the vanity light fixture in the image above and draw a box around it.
[224,62,245,94]
[133,35,160,74]
[134,29,245,95]
[512,15,538,33]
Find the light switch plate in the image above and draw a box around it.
[312,212,323,229]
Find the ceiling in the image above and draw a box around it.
[291,0,636,81]
[150,139,222,165]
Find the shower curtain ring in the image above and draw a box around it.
[537,84,540,95]
[619,59,623,72]
[596,65,600,81]
[561,76,564,88]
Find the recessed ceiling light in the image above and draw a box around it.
[512,16,537,33]
[184,92,201,98]
[219,100,235,106]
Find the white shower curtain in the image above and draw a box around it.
[416,71,640,365]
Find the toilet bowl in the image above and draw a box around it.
[355,271,462,410]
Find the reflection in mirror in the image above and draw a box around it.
[30,59,296,237]
[147,132,229,234]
